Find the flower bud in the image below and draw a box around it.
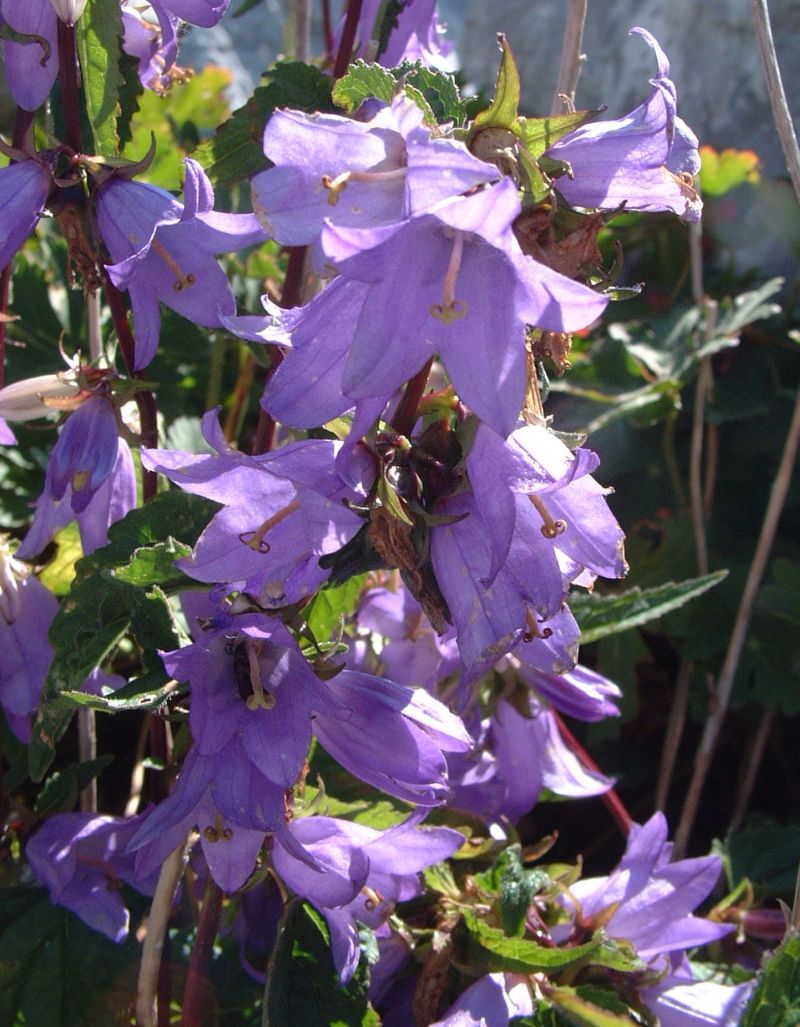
[49,0,89,25]
[0,542,25,625]
[0,374,81,422]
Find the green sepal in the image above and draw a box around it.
[473,34,523,136]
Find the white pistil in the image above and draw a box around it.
[246,641,276,711]
[239,498,301,553]
[529,494,567,539]
[321,167,406,205]
[150,238,196,292]
[431,230,467,324]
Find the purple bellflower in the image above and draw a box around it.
[251,94,496,259]
[558,813,732,964]
[0,156,53,271]
[122,1,180,93]
[644,971,754,1027]
[97,158,267,369]
[431,972,534,1027]
[27,811,158,942]
[0,547,57,742]
[152,0,230,28]
[333,0,455,71]
[45,393,120,514]
[262,179,608,437]
[1,0,58,111]
[17,435,136,560]
[547,28,702,222]
[514,660,622,722]
[312,668,473,806]
[141,409,373,605]
[271,812,464,983]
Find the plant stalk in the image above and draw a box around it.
[550,0,588,114]
[180,878,225,1027]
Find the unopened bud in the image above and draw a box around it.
[49,0,88,25]
[0,374,81,422]
[0,543,25,625]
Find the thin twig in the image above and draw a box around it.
[550,0,588,114]
[136,840,189,1027]
[655,659,694,811]
[77,708,97,812]
[180,878,225,1027]
[293,0,311,63]
[728,708,775,833]
[86,288,103,364]
[689,302,718,576]
[674,384,800,856]
[333,0,363,80]
[752,0,800,203]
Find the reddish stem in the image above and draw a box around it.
[391,358,434,438]
[322,0,334,56]
[554,711,632,836]
[180,878,224,1027]
[56,20,83,153]
[332,0,363,80]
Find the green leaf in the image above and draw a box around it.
[741,934,800,1027]
[306,574,368,644]
[0,887,141,1026]
[571,571,728,644]
[473,34,522,134]
[721,817,800,898]
[550,985,651,1026]
[64,673,186,713]
[233,0,262,15]
[113,538,193,589]
[332,60,397,112]
[195,62,335,187]
[39,522,82,596]
[473,845,549,937]
[78,491,220,577]
[263,900,379,1027]
[460,909,602,973]
[34,755,114,816]
[520,110,601,158]
[76,0,124,157]
[395,61,465,124]
[699,146,761,197]
[116,50,144,151]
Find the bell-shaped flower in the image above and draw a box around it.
[515,660,621,721]
[271,812,464,983]
[547,28,701,222]
[17,436,137,559]
[45,393,120,514]
[559,813,733,962]
[312,668,473,806]
[252,93,496,258]
[643,971,754,1027]
[1,0,59,111]
[262,179,608,437]
[97,158,267,369]
[122,1,180,93]
[26,811,159,942]
[152,0,229,29]
[141,409,373,605]
[0,546,58,742]
[431,972,534,1027]
[0,156,53,270]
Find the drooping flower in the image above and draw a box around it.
[27,811,159,942]
[1,0,59,111]
[45,393,120,514]
[141,409,373,605]
[97,158,267,369]
[251,93,496,259]
[271,813,464,983]
[546,28,702,222]
[0,545,58,742]
[17,436,137,559]
[121,1,180,93]
[262,179,608,437]
[0,157,53,270]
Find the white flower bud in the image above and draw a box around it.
[0,543,25,625]
[0,373,81,422]
[49,0,88,26]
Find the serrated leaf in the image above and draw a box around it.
[473,34,522,134]
[116,49,143,151]
[460,908,601,973]
[63,673,185,713]
[741,934,800,1027]
[0,887,141,1026]
[76,0,123,157]
[34,755,114,816]
[78,492,220,576]
[395,61,465,124]
[571,571,728,644]
[195,62,335,187]
[520,109,601,158]
[332,60,397,112]
[263,900,378,1027]
[113,538,192,588]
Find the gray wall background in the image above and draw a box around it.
[183,0,800,178]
